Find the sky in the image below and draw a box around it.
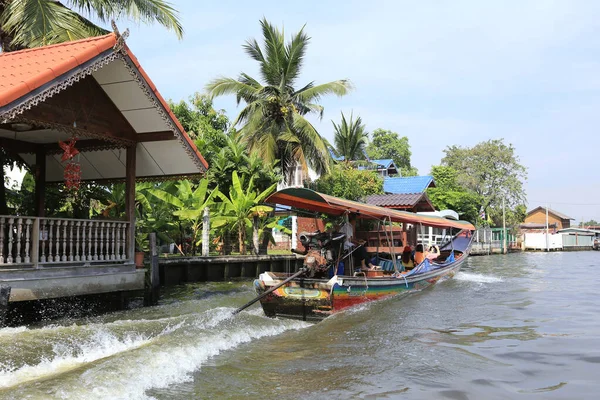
[11,0,600,223]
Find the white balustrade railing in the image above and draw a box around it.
[0,216,131,267]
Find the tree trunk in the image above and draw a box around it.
[223,232,231,255]
[252,216,259,255]
[238,224,246,255]
[259,227,271,255]
[202,208,210,257]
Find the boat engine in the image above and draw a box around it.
[304,250,329,278]
[297,231,346,278]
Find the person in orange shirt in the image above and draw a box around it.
[414,244,426,265]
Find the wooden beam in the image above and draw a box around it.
[0,137,39,153]
[35,148,46,217]
[125,144,136,262]
[136,131,176,142]
[20,75,137,144]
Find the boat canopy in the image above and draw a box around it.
[266,188,476,230]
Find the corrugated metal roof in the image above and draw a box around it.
[527,206,574,220]
[557,228,597,235]
[366,193,424,207]
[329,149,345,161]
[383,176,435,194]
[371,159,394,168]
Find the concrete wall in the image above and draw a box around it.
[1,264,145,302]
[158,255,305,286]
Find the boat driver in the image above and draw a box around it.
[339,214,373,272]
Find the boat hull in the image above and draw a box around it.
[253,255,466,321]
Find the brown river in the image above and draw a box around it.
[1,251,599,399]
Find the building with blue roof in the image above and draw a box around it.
[383,175,435,194]
[355,159,399,176]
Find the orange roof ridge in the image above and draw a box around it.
[0,33,116,58]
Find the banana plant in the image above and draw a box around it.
[148,178,217,255]
[212,171,276,254]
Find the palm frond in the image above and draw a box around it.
[242,37,265,63]
[259,17,285,86]
[2,0,102,47]
[283,24,309,86]
[111,0,183,39]
[291,113,331,175]
[332,111,368,161]
[205,77,260,103]
[296,80,354,103]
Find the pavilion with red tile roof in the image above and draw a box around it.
[0,31,208,304]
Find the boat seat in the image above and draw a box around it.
[374,258,404,272]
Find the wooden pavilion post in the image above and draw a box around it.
[34,148,46,217]
[125,144,136,262]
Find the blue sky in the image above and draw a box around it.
[115,0,600,222]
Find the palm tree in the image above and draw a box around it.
[0,0,183,51]
[331,112,368,162]
[206,18,352,182]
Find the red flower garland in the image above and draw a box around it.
[59,137,81,191]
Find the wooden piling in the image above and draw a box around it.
[144,233,160,306]
[0,285,11,327]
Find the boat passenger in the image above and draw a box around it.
[401,246,415,270]
[355,239,374,272]
[414,244,426,265]
[339,215,373,272]
[426,244,440,260]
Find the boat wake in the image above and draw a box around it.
[0,307,310,398]
[456,272,503,283]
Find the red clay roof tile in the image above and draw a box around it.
[0,33,116,107]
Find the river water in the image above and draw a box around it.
[1,251,599,399]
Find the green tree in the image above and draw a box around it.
[213,171,276,255]
[365,129,418,176]
[441,139,527,225]
[207,133,281,193]
[206,18,352,181]
[331,112,368,162]
[0,0,183,51]
[427,166,481,223]
[313,164,383,201]
[580,219,599,227]
[168,93,229,165]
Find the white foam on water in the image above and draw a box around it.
[0,326,28,336]
[0,329,152,389]
[68,310,310,400]
[455,272,503,283]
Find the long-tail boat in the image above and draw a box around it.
[251,188,476,321]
